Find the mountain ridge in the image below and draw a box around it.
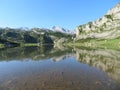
[76,2,120,40]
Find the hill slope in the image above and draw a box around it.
[0,27,73,47]
[76,3,120,40]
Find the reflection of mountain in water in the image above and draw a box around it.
[0,46,74,61]
[75,48,120,84]
[0,46,120,85]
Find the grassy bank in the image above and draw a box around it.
[65,38,120,50]
[0,43,53,48]
[20,43,54,47]
[21,43,38,47]
[0,44,5,48]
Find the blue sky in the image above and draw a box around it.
[0,0,119,30]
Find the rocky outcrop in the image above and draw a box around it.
[76,3,120,40]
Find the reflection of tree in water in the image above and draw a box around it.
[75,48,120,84]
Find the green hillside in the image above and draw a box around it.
[0,28,73,48]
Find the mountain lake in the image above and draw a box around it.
[0,46,120,90]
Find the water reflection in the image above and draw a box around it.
[74,48,120,84]
[0,45,73,61]
[0,46,120,90]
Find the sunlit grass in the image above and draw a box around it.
[0,44,5,48]
[65,38,120,50]
[21,43,38,47]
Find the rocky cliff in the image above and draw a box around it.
[76,3,120,40]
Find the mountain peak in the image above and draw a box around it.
[107,2,120,15]
[51,26,69,33]
[116,2,120,7]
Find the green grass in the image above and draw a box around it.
[96,38,120,50]
[65,38,120,50]
[0,44,5,48]
[21,43,38,47]
[20,43,54,47]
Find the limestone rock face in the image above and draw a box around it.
[76,3,120,39]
